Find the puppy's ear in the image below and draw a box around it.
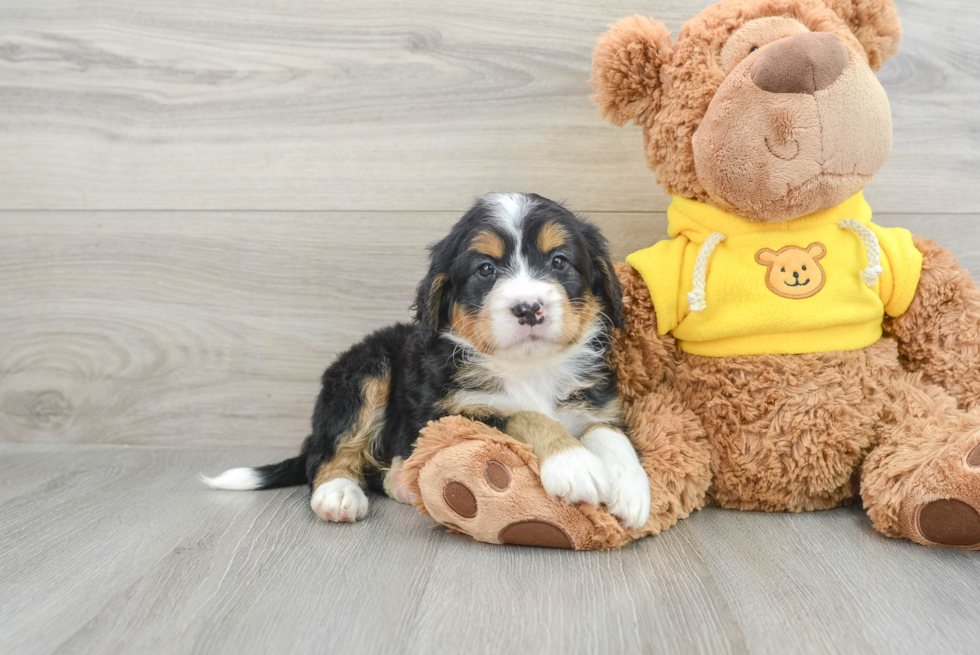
[581,223,624,329]
[822,0,901,70]
[412,248,453,332]
[590,16,673,127]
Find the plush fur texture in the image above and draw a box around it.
[590,0,901,214]
[589,0,980,549]
[407,0,980,551]
[692,27,893,221]
[886,238,980,412]
[402,415,620,550]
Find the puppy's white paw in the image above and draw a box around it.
[603,460,651,529]
[540,448,609,506]
[310,478,369,523]
[582,427,651,529]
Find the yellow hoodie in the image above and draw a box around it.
[626,193,922,357]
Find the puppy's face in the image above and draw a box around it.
[415,193,622,357]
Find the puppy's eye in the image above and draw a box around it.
[802,265,807,271]
[477,263,495,277]
[552,255,568,270]
[780,267,785,273]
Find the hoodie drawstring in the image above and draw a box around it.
[837,219,883,287]
[687,232,727,313]
[687,221,880,313]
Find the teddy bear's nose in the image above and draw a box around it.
[750,32,849,95]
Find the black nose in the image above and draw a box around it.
[793,271,800,279]
[511,301,544,326]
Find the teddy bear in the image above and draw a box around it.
[396,0,980,551]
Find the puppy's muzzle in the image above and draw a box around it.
[511,300,545,326]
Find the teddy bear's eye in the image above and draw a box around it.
[780,267,785,273]
[802,265,807,271]
[749,46,759,53]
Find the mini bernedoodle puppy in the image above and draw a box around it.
[204,193,651,528]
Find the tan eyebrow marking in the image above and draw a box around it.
[537,221,568,253]
[470,230,505,259]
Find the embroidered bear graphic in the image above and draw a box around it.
[755,243,827,299]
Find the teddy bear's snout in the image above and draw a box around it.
[750,32,849,95]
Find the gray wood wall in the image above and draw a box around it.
[2,0,978,447]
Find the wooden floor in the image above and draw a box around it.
[3,0,980,653]
[2,443,980,655]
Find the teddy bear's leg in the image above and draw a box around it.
[885,237,980,411]
[400,388,710,550]
[401,416,620,550]
[861,370,980,549]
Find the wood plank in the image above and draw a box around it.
[0,444,446,655]
[2,211,977,447]
[0,211,666,446]
[0,0,976,213]
[3,444,980,655]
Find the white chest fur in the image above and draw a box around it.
[449,337,612,438]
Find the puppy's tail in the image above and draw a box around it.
[201,455,307,491]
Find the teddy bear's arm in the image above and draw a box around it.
[884,237,980,411]
[610,263,713,529]
[610,263,679,402]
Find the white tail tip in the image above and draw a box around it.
[201,467,262,490]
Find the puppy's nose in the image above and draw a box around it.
[751,32,848,94]
[793,271,800,279]
[511,301,544,326]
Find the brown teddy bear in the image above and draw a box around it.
[399,0,980,551]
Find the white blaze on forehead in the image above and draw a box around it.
[484,192,532,239]
[483,192,534,275]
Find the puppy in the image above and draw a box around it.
[204,193,651,528]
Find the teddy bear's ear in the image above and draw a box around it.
[807,243,827,260]
[590,16,674,127]
[822,0,902,71]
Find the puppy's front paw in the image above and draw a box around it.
[540,448,609,506]
[603,460,651,529]
[310,478,369,523]
[581,427,651,529]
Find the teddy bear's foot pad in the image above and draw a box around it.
[498,520,574,548]
[416,439,603,549]
[440,473,582,548]
[917,499,980,547]
[967,443,980,468]
[909,443,980,549]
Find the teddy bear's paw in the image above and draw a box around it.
[415,439,605,549]
[539,448,609,506]
[916,499,980,548]
[310,478,369,523]
[909,443,980,549]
